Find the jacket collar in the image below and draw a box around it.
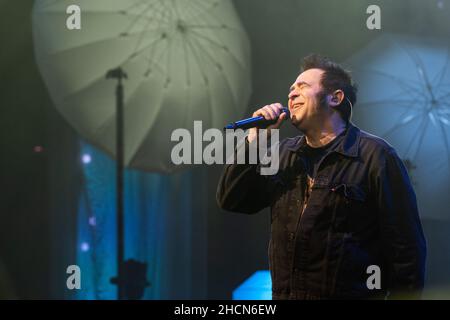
[285,122,360,158]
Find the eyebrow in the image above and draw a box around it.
[289,81,311,92]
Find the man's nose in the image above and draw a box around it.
[288,90,298,100]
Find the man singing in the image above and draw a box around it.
[216,54,426,300]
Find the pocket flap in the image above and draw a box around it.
[331,184,367,202]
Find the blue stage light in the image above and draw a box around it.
[232,270,272,300]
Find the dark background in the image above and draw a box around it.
[1,0,450,299]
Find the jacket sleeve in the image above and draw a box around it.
[375,148,427,299]
[216,139,272,214]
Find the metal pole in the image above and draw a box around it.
[106,67,127,300]
[116,76,125,300]
[107,68,149,299]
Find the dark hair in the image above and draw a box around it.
[301,53,357,123]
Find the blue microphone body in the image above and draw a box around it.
[224,107,290,130]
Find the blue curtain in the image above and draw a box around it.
[75,141,205,299]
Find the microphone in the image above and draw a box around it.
[224,107,290,130]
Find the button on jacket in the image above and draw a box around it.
[216,123,426,299]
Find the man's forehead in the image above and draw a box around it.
[295,68,324,84]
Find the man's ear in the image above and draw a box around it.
[329,89,345,108]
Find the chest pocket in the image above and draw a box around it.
[331,183,366,201]
[329,183,368,233]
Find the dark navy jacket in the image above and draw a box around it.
[217,123,426,299]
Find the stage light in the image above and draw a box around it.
[88,216,96,227]
[80,242,90,252]
[82,154,91,164]
[232,270,272,300]
[33,145,43,153]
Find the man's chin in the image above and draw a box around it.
[290,115,305,132]
[290,113,303,124]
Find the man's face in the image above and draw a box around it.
[288,68,327,131]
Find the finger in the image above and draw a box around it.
[274,112,287,126]
[253,106,269,118]
[252,108,265,118]
[272,103,284,114]
[268,104,281,117]
[258,108,272,120]
[264,106,277,120]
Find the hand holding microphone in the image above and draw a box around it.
[246,103,289,143]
